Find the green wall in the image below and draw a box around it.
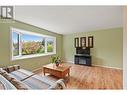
[0,19,63,71]
[63,28,123,69]
[0,18,123,70]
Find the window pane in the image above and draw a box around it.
[47,38,54,53]
[21,34,45,55]
[12,32,19,56]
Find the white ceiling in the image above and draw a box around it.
[15,6,123,35]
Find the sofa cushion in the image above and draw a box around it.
[3,65,20,73]
[9,69,35,81]
[0,68,8,75]
[13,65,20,71]
[7,66,15,73]
[10,78,29,90]
[0,75,17,90]
[22,75,50,89]
[22,74,66,89]
[2,73,14,81]
[48,79,66,89]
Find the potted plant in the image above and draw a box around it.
[51,56,61,67]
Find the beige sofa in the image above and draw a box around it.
[0,65,66,90]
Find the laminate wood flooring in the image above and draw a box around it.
[36,64,123,89]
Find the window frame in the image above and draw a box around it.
[10,27,56,61]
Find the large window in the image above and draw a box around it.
[11,28,56,60]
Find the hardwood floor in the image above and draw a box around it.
[66,64,123,89]
[36,64,123,89]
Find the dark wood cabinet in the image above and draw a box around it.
[74,36,93,66]
[74,47,91,66]
[75,54,91,66]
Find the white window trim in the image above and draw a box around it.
[10,27,56,61]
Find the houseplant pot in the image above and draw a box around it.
[51,56,61,67]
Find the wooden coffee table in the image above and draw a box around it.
[43,63,71,79]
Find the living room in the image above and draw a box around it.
[0,6,124,90]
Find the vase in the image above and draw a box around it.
[55,62,59,67]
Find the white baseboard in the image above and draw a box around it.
[91,64,123,70]
[65,61,122,70]
[66,61,74,64]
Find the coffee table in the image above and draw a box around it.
[43,63,71,79]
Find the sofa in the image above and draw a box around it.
[0,65,66,90]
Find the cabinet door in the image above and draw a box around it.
[74,38,79,48]
[74,56,79,64]
[80,37,86,47]
[88,36,94,48]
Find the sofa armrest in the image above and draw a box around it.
[3,65,20,73]
[48,79,66,90]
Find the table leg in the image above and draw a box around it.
[68,69,70,77]
[43,68,45,76]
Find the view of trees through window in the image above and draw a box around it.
[13,32,19,56]
[12,28,56,59]
[47,38,54,52]
[21,34,45,55]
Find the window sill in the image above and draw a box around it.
[11,53,56,61]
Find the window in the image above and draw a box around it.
[11,28,56,60]
[21,34,45,55]
[12,32,19,56]
[47,38,54,53]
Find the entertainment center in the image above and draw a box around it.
[74,36,93,66]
